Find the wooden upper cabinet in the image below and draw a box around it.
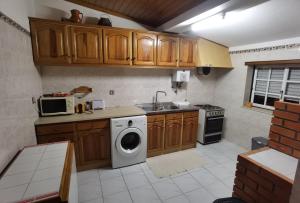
[179,38,197,67]
[103,28,132,65]
[30,20,70,65]
[133,32,157,66]
[157,35,179,67]
[197,38,232,68]
[70,26,103,64]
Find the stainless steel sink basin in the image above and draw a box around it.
[137,102,179,112]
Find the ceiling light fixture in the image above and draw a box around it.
[178,5,225,26]
[191,10,247,31]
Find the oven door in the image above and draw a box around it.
[205,116,224,134]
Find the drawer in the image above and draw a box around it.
[183,111,198,118]
[147,115,165,123]
[36,123,74,136]
[165,113,182,120]
[76,119,109,131]
[37,133,74,144]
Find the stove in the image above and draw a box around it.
[194,104,224,117]
[194,104,225,144]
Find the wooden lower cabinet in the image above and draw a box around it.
[77,128,111,171]
[35,119,111,171]
[35,111,198,170]
[182,116,198,149]
[147,115,165,157]
[164,118,182,153]
[146,111,198,156]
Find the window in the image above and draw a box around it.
[250,66,300,110]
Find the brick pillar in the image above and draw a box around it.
[268,101,300,158]
[233,154,293,203]
[290,161,300,203]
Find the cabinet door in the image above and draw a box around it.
[77,128,110,167]
[179,38,197,67]
[147,120,165,157]
[30,21,70,65]
[70,26,102,64]
[182,116,198,149]
[103,29,132,65]
[164,119,182,152]
[133,32,156,66]
[157,35,179,66]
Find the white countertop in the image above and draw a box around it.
[248,148,298,180]
[0,142,68,202]
[35,106,146,125]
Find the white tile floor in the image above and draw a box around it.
[78,140,247,203]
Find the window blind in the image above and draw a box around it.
[257,69,269,79]
[269,82,282,94]
[251,66,300,109]
[286,83,300,97]
[288,68,300,81]
[270,69,284,80]
[255,80,267,92]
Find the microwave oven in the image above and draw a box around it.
[39,96,75,116]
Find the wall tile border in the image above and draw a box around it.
[229,43,300,54]
[0,11,30,35]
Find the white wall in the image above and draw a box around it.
[0,0,146,31]
[0,20,42,172]
[229,36,300,52]
[0,0,35,30]
[214,39,300,149]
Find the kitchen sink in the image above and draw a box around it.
[137,102,179,112]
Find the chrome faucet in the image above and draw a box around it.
[155,91,167,105]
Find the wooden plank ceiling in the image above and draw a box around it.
[66,0,207,27]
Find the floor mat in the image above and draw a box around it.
[146,149,204,178]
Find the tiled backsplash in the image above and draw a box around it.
[41,67,217,107]
[0,19,42,172]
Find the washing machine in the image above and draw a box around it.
[111,115,147,168]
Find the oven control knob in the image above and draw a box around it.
[128,120,133,127]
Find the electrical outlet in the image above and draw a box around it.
[32,96,36,104]
[109,90,115,95]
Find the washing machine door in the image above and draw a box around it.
[115,127,144,157]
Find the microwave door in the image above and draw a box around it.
[41,99,67,115]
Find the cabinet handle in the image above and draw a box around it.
[176,59,178,62]
[132,57,136,61]
[126,57,130,60]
